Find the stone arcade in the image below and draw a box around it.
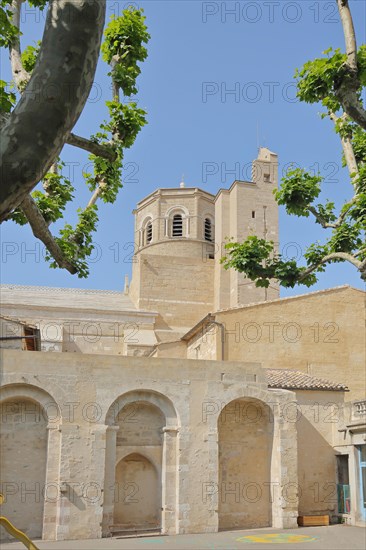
[0,148,365,541]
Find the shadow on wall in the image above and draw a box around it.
[297,411,338,517]
[218,397,274,530]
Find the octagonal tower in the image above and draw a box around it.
[129,185,216,331]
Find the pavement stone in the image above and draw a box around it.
[1,525,366,550]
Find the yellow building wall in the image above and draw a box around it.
[212,287,365,401]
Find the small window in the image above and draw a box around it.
[263,173,270,183]
[252,211,256,219]
[146,222,153,244]
[24,327,38,351]
[204,218,213,242]
[172,214,183,237]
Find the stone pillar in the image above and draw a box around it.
[42,424,62,541]
[102,425,119,537]
[270,395,299,529]
[204,430,219,533]
[176,427,190,534]
[348,445,358,525]
[55,424,108,540]
[89,424,109,536]
[161,427,179,535]
[199,399,220,534]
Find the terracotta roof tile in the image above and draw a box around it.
[266,369,348,391]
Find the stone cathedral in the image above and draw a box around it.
[0,148,365,542]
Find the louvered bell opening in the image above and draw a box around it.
[146,222,153,243]
[204,218,212,241]
[172,215,183,237]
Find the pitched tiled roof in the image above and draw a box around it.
[266,369,348,391]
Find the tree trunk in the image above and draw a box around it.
[20,195,77,273]
[0,0,107,221]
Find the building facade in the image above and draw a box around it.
[0,148,365,541]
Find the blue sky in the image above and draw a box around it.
[1,0,365,296]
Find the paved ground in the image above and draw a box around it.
[1,525,365,550]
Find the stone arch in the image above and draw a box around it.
[0,383,61,425]
[103,390,179,536]
[116,447,161,474]
[105,389,178,428]
[203,385,298,530]
[164,205,190,238]
[140,213,154,229]
[165,204,190,218]
[201,212,215,242]
[140,214,154,247]
[0,384,62,542]
[114,453,161,530]
[217,396,274,530]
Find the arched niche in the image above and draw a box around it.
[103,390,179,537]
[105,389,178,428]
[114,453,161,530]
[0,384,61,542]
[218,397,274,530]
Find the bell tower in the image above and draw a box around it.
[130,148,280,333]
[214,147,280,311]
[129,184,216,331]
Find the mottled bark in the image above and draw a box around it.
[67,133,117,162]
[337,0,357,71]
[0,0,107,221]
[300,252,365,281]
[20,195,77,273]
[306,112,359,230]
[336,0,366,130]
[87,182,106,207]
[329,113,358,181]
[9,0,30,90]
[111,58,120,101]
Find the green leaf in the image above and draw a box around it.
[0,3,19,47]
[295,48,346,106]
[102,8,150,97]
[0,80,16,113]
[21,41,41,73]
[275,168,322,216]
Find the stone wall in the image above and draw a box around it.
[0,349,298,541]
[186,325,218,361]
[0,318,23,350]
[0,398,48,541]
[211,286,364,401]
[0,285,158,356]
[295,390,344,520]
[214,148,279,311]
[131,244,215,330]
[218,398,273,529]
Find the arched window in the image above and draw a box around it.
[141,217,153,247]
[172,214,183,237]
[146,222,153,244]
[165,206,189,238]
[204,218,213,242]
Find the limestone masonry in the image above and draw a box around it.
[0,148,365,541]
